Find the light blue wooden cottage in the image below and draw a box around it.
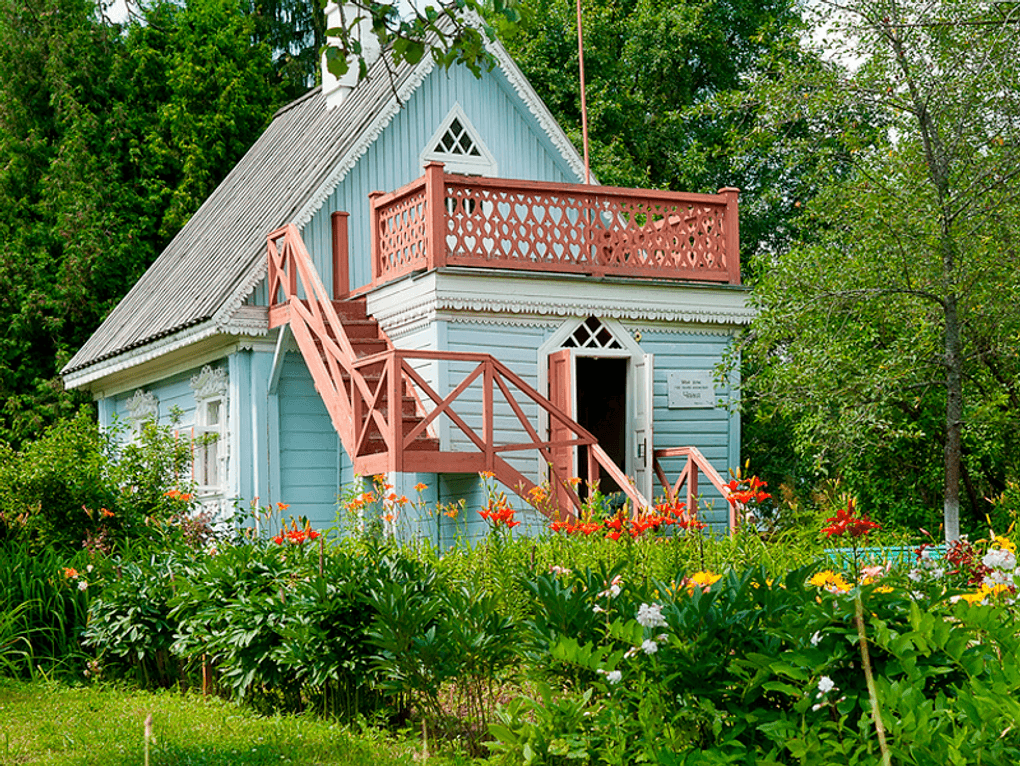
[62,17,752,540]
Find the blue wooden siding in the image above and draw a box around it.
[300,63,583,294]
[108,367,203,433]
[276,354,343,526]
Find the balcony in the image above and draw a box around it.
[365,162,741,291]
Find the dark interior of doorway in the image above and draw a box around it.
[575,356,627,498]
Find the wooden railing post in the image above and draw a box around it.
[390,353,403,473]
[483,359,494,472]
[719,187,741,285]
[424,161,446,270]
[331,211,350,299]
[586,445,599,498]
[686,457,698,518]
[368,191,384,285]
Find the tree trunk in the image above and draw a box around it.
[943,291,962,541]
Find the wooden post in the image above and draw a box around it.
[686,458,698,519]
[368,191,384,286]
[390,353,403,473]
[331,211,350,299]
[483,360,494,472]
[587,445,599,501]
[424,162,446,270]
[718,187,741,285]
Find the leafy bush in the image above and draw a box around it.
[0,410,194,552]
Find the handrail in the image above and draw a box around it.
[652,446,736,530]
[371,162,741,288]
[350,348,651,518]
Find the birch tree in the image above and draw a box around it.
[742,0,1020,539]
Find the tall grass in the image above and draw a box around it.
[0,540,92,676]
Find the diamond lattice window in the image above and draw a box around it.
[562,317,623,350]
[421,104,497,176]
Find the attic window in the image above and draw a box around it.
[421,104,498,176]
[562,317,623,350]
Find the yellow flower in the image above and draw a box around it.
[995,535,1016,553]
[958,590,988,605]
[690,571,722,588]
[808,570,852,593]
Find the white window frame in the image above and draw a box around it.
[189,365,229,500]
[125,389,159,441]
[420,103,499,177]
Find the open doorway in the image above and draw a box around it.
[575,356,627,496]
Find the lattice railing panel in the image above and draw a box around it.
[370,165,740,286]
[375,181,428,282]
[442,180,733,281]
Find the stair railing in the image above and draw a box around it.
[268,223,650,519]
[267,224,371,457]
[652,446,736,529]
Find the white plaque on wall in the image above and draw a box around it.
[667,370,717,409]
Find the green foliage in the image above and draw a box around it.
[83,551,190,688]
[495,0,823,262]
[0,411,196,552]
[0,539,94,677]
[736,0,1020,537]
[0,0,287,446]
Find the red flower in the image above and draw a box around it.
[821,501,880,538]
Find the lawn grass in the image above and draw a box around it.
[0,678,459,766]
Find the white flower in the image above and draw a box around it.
[596,668,622,684]
[983,548,1017,571]
[908,568,923,582]
[817,676,835,695]
[550,565,571,576]
[77,580,88,591]
[636,603,667,629]
[930,567,945,579]
[641,639,658,655]
[592,604,606,614]
[810,631,823,646]
[984,570,1013,588]
[86,564,94,573]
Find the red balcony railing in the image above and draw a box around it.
[370,162,740,288]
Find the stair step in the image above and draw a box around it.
[332,298,369,322]
[356,431,440,454]
[350,338,388,357]
[340,319,381,339]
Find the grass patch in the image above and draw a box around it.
[0,678,442,766]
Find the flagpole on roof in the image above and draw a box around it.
[576,0,591,184]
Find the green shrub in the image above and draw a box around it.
[0,410,195,553]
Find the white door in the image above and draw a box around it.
[631,353,654,501]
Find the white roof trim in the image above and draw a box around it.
[367,269,753,338]
[65,306,271,391]
[63,320,222,390]
[486,36,590,183]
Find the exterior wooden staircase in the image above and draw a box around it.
[266,223,654,520]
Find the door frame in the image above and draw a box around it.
[538,317,653,500]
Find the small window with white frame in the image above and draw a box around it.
[125,389,159,440]
[420,103,498,177]
[189,365,228,497]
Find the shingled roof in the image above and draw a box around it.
[62,38,586,382]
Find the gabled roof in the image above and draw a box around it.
[62,38,587,381]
